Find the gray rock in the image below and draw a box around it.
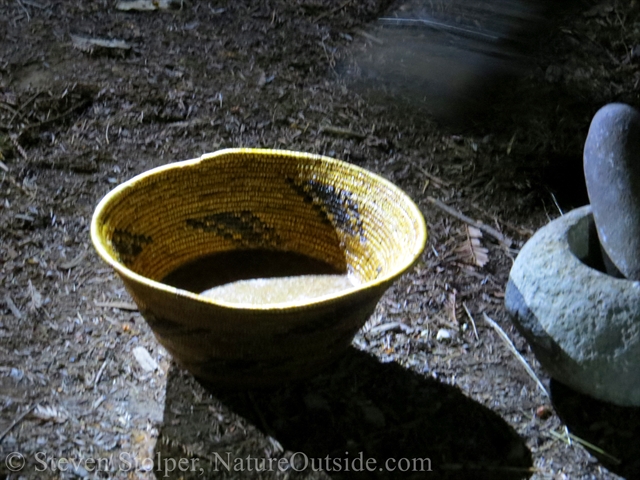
[584,103,640,280]
[505,205,640,406]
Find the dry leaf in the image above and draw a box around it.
[447,291,458,324]
[436,328,453,342]
[28,280,43,311]
[70,35,131,54]
[116,0,182,11]
[95,301,138,311]
[31,405,68,424]
[454,225,489,267]
[133,346,159,372]
[58,250,88,270]
[446,290,465,327]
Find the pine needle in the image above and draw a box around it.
[547,429,621,465]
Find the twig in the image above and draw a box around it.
[3,293,23,319]
[547,429,621,465]
[314,0,352,22]
[58,250,88,270]
[482,313,549,397]
[426,196,512,247]
[21,99,91,132]
[16,0,31,20]
[407,159,452,187]
[353,28,384,45]
[0,404,36,444]
[0,102,19,115]
[9,134,28,160]
[319,124,366,139]
[94,300,138,311]
[22,0,49,9]
[549,191,563,216]
[506,131,517,155]
[469,203,534,237]
[9,90,45,126]
[93,355,110,388]
[462,303,479,341]
[495,218,533,238]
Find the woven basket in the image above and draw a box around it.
[91,148,427,388]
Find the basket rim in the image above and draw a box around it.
[90,148,427,311]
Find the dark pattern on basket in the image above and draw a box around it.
[111,229,153,266]
[286,177,365,242]
[185,210,282,248]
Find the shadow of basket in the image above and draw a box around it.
[154,348,532,479]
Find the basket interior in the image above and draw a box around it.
[93,150,424,290]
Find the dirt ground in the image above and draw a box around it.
[1,0,640,479]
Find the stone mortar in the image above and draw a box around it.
[505,205,640,406]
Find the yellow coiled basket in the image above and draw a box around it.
[91,148,427,388]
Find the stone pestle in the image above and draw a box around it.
[583,103,640,280]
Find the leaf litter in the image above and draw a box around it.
[0,0,638,479]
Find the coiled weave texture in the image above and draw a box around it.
[91,148,426,387]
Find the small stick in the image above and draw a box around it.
[315,0,352,22]
[469,203,534,237]
[8,90,45,125]
[0,102,19,115]
[482,313,549,397]
[353,28,384,45]
[462,303,479,341]
[407,159,451,187]
[0,404,36,444]
[426,196,512,247]
[58,250,88,270]
[9,135,28,160]
[22,99,90,131]
[320,124,366,139]
[3,293,23,319]
[547,429,621,465]
[94,301,138,311]
[93,355,110,388]
[16,0,31,20]
[22,0,48,9]
[549,191,564,216]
